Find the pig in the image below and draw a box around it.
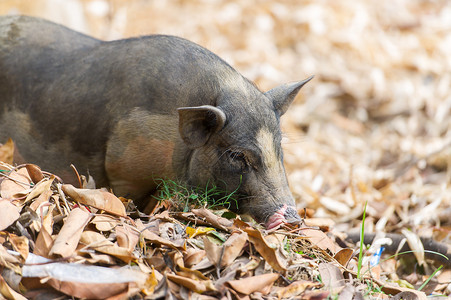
[0,16,312,229]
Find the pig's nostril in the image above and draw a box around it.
[284,206,302,224]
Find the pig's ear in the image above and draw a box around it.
[178,105,226,149]
[265,76,314,116]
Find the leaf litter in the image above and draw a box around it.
[1,0,451,299]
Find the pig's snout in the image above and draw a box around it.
[265,204,302,230]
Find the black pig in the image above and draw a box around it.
[0,16,312,229]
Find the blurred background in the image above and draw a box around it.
[1,0,450,228]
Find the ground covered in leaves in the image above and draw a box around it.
[0,0,450,299]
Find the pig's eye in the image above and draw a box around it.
[226,150,248,171]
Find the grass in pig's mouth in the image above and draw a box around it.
[152,178,240,212]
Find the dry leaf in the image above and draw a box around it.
[61,184,126,217]
[8,234,29,260]
[0,199,21,231]
[167,273,216,294]
[401,229,425,267]
[226,273,279,295]
[192,208,233,231]
[184,248,207,268]
[300,228,341,254]
[186,226,215,238]
[334,248,354,267]
[34,205,55,257]
[91,214,119,231]
[245,228,287,272]
[0,273,27,300]
[140,225,186,251]
[276,280,322,298]
[220,231,248,267]
[116,223,140,252]
[25,164,44,184]
[22,253,148,299]
[49,207,92,258]
[0,244,21,272]
[24,176,54,203]
[80,230,135,263]
[0,167,32,199]
[318,263,345,290]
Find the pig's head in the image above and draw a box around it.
[177,76,313,229]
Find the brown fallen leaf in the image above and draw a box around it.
[22,253,148,299]
[0,167,32,199]
[79,230,135,263]
[139,224,186,251]
[244,227,287,272]
[34,205,55,258]
[91,214,119,232]
[0,138,14,164]
[24,176,54,204]
[219,231,248,267]
[318,262,345,290]
[116,223,140,252]
[49,207,92,258]
[29,189,53,213]
[0,243,22,273]
[334,248,354,267]
[0,273,27,300]
[184,248,207,268]
[192,208,233,231]
[8,234,29,261]
[0,199,21,231]
[226,273,279,295]
[203,236,222,267]
[276,280,322,298]
[299,228,341,254]
[61,184,126,217]
[25,164,44,184]
[167,273,216,294]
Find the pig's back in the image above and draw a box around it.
[0,15,101,110]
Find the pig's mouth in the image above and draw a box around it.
[264,204,302,230]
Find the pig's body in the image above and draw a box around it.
[0,16,311,228]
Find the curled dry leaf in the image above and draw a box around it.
[226,273,279,295]
[401,229,425,267]
[334,248,354,267]
[25,164,44,184]
[49,207,92,258]
[244,227,287,272]
[61,184,126,217]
